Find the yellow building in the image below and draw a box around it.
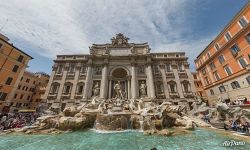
[0,33,33,113]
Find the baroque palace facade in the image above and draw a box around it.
[43,34,197,110]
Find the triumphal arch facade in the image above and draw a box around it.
[43,33,197,110]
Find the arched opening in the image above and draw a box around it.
[112,68,128,78]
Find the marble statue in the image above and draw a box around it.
[139,81,147,97]
[114,81,123,99]
[93,82,100,96]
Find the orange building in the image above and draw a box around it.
[195,2,250,106]
[0,33,33,112]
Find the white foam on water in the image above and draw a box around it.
[90,129,143,134]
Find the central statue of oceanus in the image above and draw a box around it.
[114,81,124,99]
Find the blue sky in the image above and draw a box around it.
[0,0,248,74]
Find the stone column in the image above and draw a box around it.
[57,66,68,100]
[127,79,131,99]
[70,64,80,99]
[172,68,184,98]
[108,80,112,99]
[42,65,56,101]
[131,64,138,99]
[159,64,170,99]
[100,60,108,99]
[83,59,93,99]
[146,64,155,99]
[185,68,197,93]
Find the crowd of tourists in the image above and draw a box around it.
[224,119,250,134]
[228,97,250,105]
[0,112,39,130]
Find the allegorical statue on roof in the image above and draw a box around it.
[111,33,129,46]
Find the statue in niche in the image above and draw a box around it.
[114,81,123,99]
[139,81,147,97]
[93,82,100,96]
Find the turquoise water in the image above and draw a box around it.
[0,129,249,150]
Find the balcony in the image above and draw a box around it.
[66,72,75,79]
[169,92,180,98]
[74,95,83,99]
[166,72,174,78]
[54,74,63,80]
[183,92,195,98]
[179,72,188,78]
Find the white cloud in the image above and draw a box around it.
[0,0,213,70]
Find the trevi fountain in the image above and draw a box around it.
[1,81,250,149]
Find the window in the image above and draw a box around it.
[17,55,24,62]
[239,16,248,28]
[218,55,225,64]
[224,66,233,76]
[215,43,220,51]
[27,96,30,100]
[225,32,232,41]
[80,66,87,74]
[18,85,21,89]
[5,77,13,85]
[204,77,210,85]
[207,52,211,58]
[0,92,7,101]
[57,65,63,74]
[201,68,206,75]
[68,63,75,73]
[26,78,30,83]
[33,81,36,85]
[77,85,84,94]
[209,62,216,70]
[213,71,220,81]
[50,83,60,94]
[170,84,176,92]
[14,94,17,99]
[238,57,247,68]
[210,89,214,95]
[0,43,3,49]
[22,86,25,90]
[230,44,240,56]
[246,76,250,85]
[63,82,72,94]
[21,77,23,81]
[246,33,250,44]
[165,64,172,72]
[153,64,160,74]
[231,81,240,89]
[12,65,19,72]
[178,63,184,71]
[20,94,23,99]
[219,86,226,93]
[182,81,190,92]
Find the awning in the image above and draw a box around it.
[18,109,36,113]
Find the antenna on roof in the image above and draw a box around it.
[0,19,9,32]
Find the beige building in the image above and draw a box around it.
[30,72,49,109]
[10,71,49,112]
[43,33,197,111]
